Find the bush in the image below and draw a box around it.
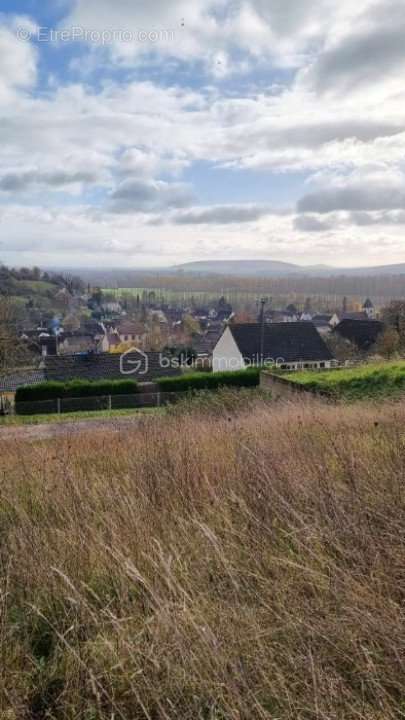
[157,367,260,393]
[15,378,138,403]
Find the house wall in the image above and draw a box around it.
[276,360,333,371]
[101,335,110,353]
[260,372,305,400]
[212,327,246,373]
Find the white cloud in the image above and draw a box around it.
[2,2,405,267]
[298,169,405,213]
[166,204,287,225]
[109,178,195,213]
[302,1,405,95]
[0,17,38,102]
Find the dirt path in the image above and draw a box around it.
[0,415,146,442]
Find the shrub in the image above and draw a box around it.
[157,367,260,393]
[15,378,138,403]
[16,381,65,402]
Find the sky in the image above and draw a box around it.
[1,0,405,269]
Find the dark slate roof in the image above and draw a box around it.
[334,319,384,350]
[339,311,368,321]
[193,329,222,356]
[265,310,297,322]
[363,298,374,308]
[228,322,334,363]
[311,314,333,327]
[0,369,45,394]
[44,352,180,383]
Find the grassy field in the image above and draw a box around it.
[15,279,57,293]
[284,361,405,400]
[0,407,159,426]
[1,391,405,718]
[104,286,270,306]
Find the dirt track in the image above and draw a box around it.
[0,415,145,442]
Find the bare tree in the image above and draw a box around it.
[374,327,401,358]
[0,297,32,372]
[381,301,405,346]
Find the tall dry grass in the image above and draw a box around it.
[1,392,405,719]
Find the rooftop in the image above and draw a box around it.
[0,369,45,394]
[44,351,180,383]
[334,319,384,350]
[228,322,333,363]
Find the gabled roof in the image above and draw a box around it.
[193,328,222,355]
[59,336,97,355]
[334,319,384,349]
[363,298,374,308]
[265,309,296,321]
[311,314,333,327]
[228,322,333,363]
[44,352,180,383]
[339,311,368,321]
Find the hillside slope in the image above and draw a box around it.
[172,259,405,277]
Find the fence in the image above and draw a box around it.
[14,391,182,416]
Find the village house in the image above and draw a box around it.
[43,351,180,384]
[99,320,148,351]
[264,309,300,323]
[363,298,376,319]
[329,311,369,327]
[212,322,334,372]
[333,319,384,351]
[311,314,333,335]
[329,299,376,328]
[0,369,45,411]
[0,351,181,410]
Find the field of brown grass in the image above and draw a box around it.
[1,391,405,719]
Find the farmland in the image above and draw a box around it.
[102,285,388,311]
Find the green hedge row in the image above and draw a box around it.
[16,378,138,402]
[157,368,260,393]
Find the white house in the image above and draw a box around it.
[212,322,334,373]
[363,298,376,319]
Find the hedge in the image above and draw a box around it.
[156,368,260,393]
[15,378,138,403]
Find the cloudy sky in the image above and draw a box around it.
[1,0,405,268]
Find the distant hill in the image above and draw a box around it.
[171,260,303,277]
[171,260,405,278]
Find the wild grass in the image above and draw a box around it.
[0,406,160,426]
[0,391,405,719]
[284,360,405,400]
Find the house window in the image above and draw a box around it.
[124,335,128,341]
[320,362,325,368]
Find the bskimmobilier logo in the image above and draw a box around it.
[120,347,149,376]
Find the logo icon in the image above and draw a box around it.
[120,347,149,376]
